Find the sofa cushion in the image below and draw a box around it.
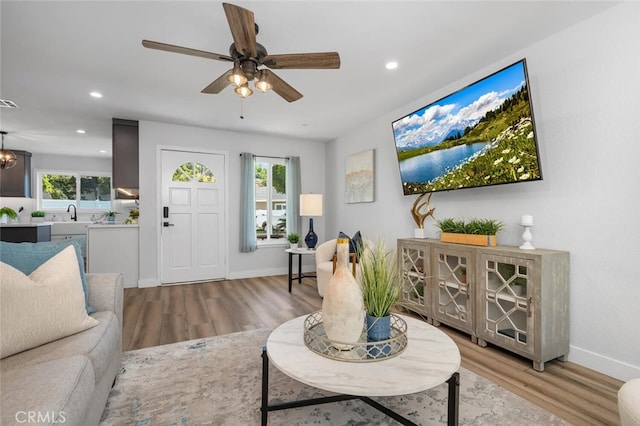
[0,311,120,383]
[0,239,94,313]
[0,355,95,426]
[0,246,99,359]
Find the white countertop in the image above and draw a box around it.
[0,222,52,227]
[88,224,139,229]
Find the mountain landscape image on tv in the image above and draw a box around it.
[392,59,542,195]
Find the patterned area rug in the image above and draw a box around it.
[100,329,567,425]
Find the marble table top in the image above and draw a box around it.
[285,248,316,255]
[266,314,461,397]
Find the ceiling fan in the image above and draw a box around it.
[142,2,340,103]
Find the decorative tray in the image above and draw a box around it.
[303,311,407,362]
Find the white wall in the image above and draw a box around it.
[137,121,326,286]
[325,3,640,381]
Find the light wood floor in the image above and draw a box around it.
[123,276,623,425]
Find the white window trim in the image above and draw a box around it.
[35,169,113,213]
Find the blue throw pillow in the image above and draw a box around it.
[337,231,363,260]
[0,240,95,314]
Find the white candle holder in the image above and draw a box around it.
[519,224,535,250]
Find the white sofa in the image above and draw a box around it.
[315,238,369,297]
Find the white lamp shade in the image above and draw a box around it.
[300,194,323,217]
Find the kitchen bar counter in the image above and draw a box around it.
[0,223,51,242]
[0,222,52,227]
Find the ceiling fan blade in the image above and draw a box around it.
[264,70,303,103]
[222,3,257,57]
[142,40,233,62]
[201,70,233,94]
[263,52,341,69]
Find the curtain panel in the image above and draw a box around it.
[240,152,257,252]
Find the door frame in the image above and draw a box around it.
[155,145,229,283]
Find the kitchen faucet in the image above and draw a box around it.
[67,204,77,222]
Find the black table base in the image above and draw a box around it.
[287,251,316,292]
[260,347,460,425]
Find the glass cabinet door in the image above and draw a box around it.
[433,246,474,334]
[399,243,430,317]
[479,254,535,354]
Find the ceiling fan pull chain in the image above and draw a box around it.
[240,98,244,120]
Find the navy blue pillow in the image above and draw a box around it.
[337,231,362,260]
[0,240,95,314]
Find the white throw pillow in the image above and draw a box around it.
[0,245,99,359]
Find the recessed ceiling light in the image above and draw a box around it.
[99,150,107,154]
[385,61,398,70]
[76,129,86,134]
[90,91,103,98]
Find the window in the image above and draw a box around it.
[255,157,286,242]
[172,162,216,183]
[37,171,112,211]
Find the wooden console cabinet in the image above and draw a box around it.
[398,238,569,371]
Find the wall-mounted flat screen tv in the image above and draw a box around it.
[391,59,542,195]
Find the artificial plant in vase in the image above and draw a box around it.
[0,207,18,223]
[287,232,300,249]
[358,237,399,357]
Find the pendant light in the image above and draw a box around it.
[0,131,17,170]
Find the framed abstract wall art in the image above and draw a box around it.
[345,149,374,203]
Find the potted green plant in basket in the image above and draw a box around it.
[0,207,18,224]
[359,237,400,358]
[435,217,504,247]
[287,233,300,249]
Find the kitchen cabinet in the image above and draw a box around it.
[112,118,139,199]
[87,224,139,288]
[0,223,50,242]
[0,150,32,197]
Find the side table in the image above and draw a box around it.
[285,248,316,292]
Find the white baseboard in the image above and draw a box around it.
[138,278,159,288]
[569,345,640,382]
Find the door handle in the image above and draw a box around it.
[163,221,174,227]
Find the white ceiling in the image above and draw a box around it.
[1,1,617,158]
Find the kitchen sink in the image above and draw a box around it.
[50,221,92,235]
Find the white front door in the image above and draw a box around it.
[160,149,226,284]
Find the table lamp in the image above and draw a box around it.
[300,193,323,249]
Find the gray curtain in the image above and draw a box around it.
[240,152,257,252]
[286,156,301,236]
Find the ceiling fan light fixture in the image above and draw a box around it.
[0,131,17,170]
[255,70,272,93]
[228,63,248,87]
[235,83,253,98]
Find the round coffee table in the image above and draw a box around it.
[261,314,461,425]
